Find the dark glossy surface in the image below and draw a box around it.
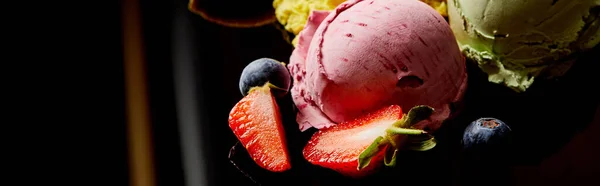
[152,1,600,185]
[189,0,275,25]
[225,48,600,185]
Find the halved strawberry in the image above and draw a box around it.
[303,105,437,178]
[228,84,291,172]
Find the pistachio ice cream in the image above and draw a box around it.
[448,0,600,92]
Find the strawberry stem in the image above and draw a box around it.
[386,127,428,135]
[357,105,438,171]
[266,82,288,92]
[248,82,287,95]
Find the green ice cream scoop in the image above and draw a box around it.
[448,0,600,92]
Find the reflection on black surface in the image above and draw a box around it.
[166,1,600,185]
[226,47,600,186]
[188,9,295,186]
[189,0,275,27]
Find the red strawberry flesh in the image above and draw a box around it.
[303,105,403,177]
[229,85,291,172]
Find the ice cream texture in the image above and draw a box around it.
[273,0,450,46]
[448,0,600,92]
[288,0,467,132]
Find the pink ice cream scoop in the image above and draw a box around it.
[288,0,467,132]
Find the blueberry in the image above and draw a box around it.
[462,117,511,150]
[239,58,291,97]
[461,118,513,186]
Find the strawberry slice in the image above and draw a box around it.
[229,84,291,172]
[303,105,437,178]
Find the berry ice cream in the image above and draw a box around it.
[288,0,468,132]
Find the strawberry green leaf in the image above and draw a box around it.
[405,134,436,151]
[384,147,398,167]
[394,105,434,128]
[357,136,389,170]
